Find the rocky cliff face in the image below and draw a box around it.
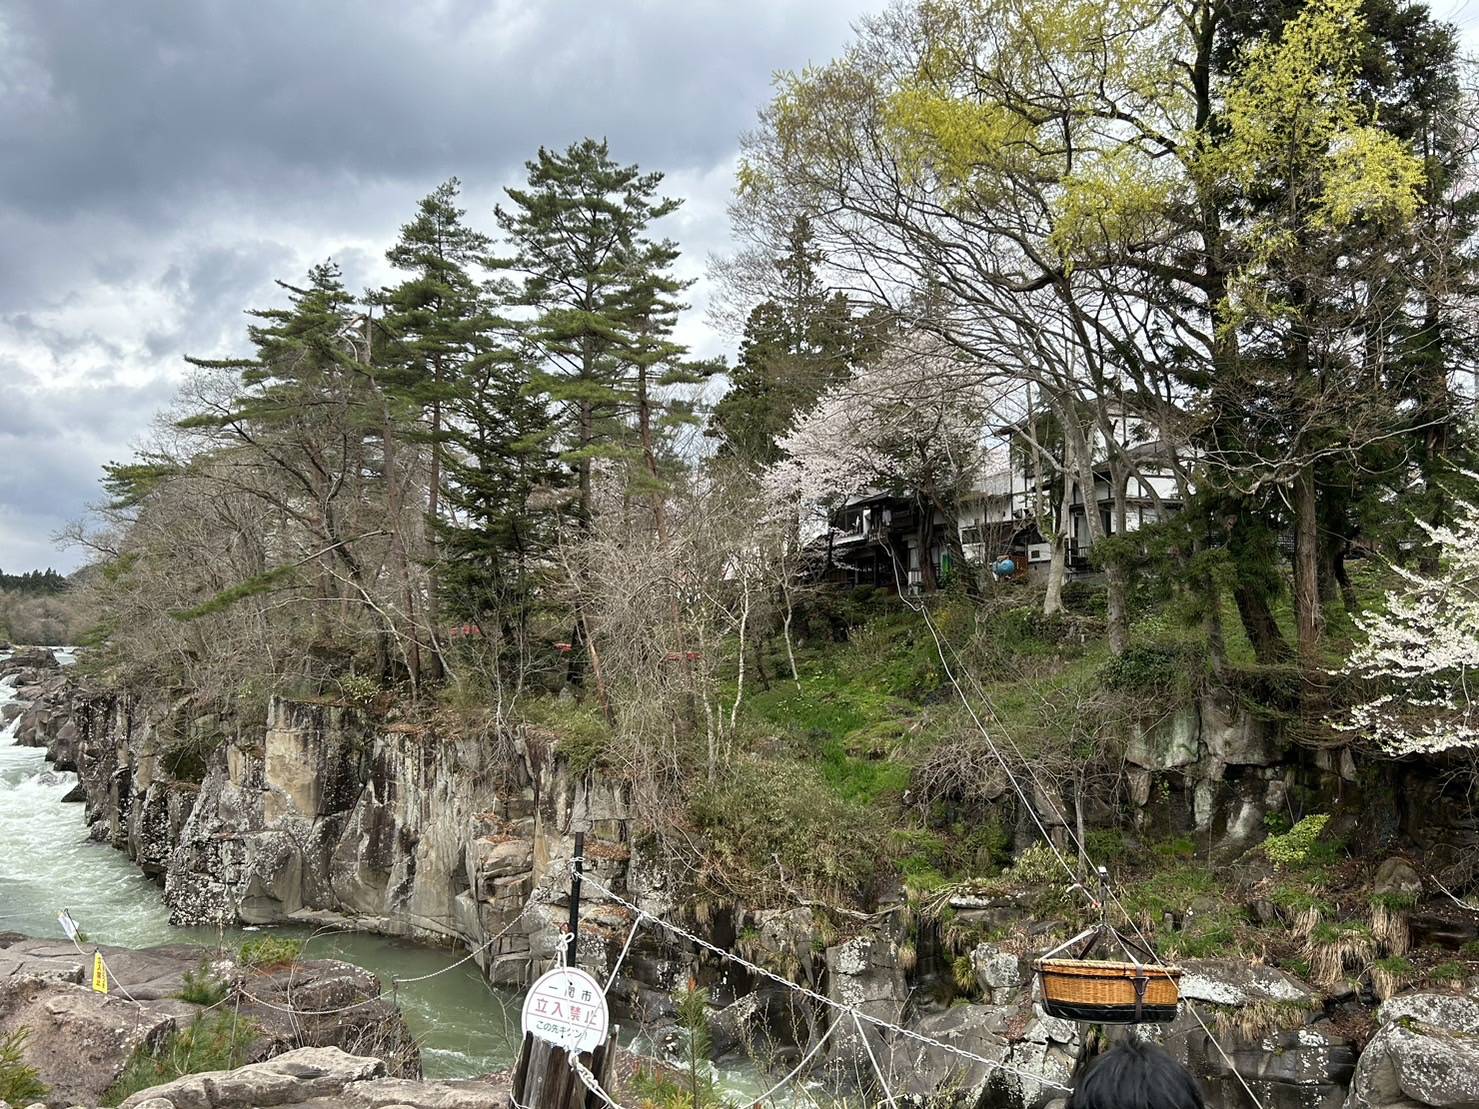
[13,685,665,995]
[10,667,1478,1109]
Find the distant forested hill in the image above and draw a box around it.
[0,568,69,595]
[0,568,81,644]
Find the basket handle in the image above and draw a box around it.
[1041,925,1101,961]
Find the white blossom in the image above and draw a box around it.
[1333,496,1479,757]
[765,334,1005,516]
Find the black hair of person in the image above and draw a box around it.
[1067,1039,1205,1109]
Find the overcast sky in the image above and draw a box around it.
[0,0,881,573]
[4,2,1479,574]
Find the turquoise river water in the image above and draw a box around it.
[0,655,522,1077]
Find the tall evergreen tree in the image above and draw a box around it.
[494,139,696,526]
[376,179,495,534]
[436,321,558,655]
[180,262,423,679]
[709,217,878,466]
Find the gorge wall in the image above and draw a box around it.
[8,661,1477,1109]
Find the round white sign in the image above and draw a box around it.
[521,966,610,1054]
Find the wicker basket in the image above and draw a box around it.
[1034,957,1182,1024]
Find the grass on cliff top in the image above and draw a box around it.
[500,567,1394,909]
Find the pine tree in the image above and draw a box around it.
[436,322,558,657]
[708,216,878,466]
[494,139,696,526]
[375,179,494,530]
[180,262,411,674]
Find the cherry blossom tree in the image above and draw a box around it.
[766,336,1009,590]
[1335,496,1479,758]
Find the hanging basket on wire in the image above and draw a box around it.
[1033,924,1181,1024]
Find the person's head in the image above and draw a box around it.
[1067,1039,1204,1109]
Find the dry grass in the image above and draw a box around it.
[1370,899,1413,957]
[1210,998,1316,1040]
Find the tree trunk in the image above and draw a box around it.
[1202,571,1227,675]
[1043,476,1070,616]
[1065,413,1128,654]
[1294,461,1323,667]
[916,501,938,592]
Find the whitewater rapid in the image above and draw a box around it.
[0,655,522,1077]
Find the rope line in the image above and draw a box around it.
[570,1053,628,1109]
[605,911,645,993]
[893,575,1271,1109]
[748,1014,843,1105]
[569,867,1072,1094]
[235,904,535,1017]
[60,921,147,1010]
[852,1010,901,1109]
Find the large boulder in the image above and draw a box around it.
[0,974,176,1107]
[116,1046,510,1108]
[1372,858,1424,900]
[971,942,1027,1004]
[118,1045,386,1107]
[825,930,909,1087]
[0,647,58,678]
[1138,959,1351,1109]
[1178,958,1320,1008]
[1344,991,1479,1109]
[896,1001,1076,1109]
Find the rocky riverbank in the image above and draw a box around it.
[7,653,1479,1109]
[0,933,428,1107]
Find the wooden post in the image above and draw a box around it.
[509,1030,620,1109]
[568,831,585,966]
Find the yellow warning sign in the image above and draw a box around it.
[92,952,108,994]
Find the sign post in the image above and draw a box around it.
[566,831,584,966]
[508,838,620,1109]
[520,965,609,1054]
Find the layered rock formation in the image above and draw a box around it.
[112,1047,507,1109]
[0,1045,506,1109]
[9,661,1479,1109]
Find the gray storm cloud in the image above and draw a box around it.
[0,0,875,571]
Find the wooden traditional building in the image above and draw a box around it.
[814,425,1185,589]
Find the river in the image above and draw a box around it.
[0,656,522,1078]
[0,654,792,1099]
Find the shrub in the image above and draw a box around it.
[1428,960,1467,985]
[1084,828,1131,867]
[179,963,228,1005]
[1371,956,1414,1001]
[1099,643,1201,694]
[103,1013,255,1107]
[1061,582,1107,616]
[1261,814,1332,868]
[952,954,977,994]
[1002,843,1066,887]
[1308,921,1374,988]
[631,984,726,1109]
[0,1028,48,1105]
[237,935,303,969]
[337,674,379,708]
[689,757,886,905]
[990,606,1069,654]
